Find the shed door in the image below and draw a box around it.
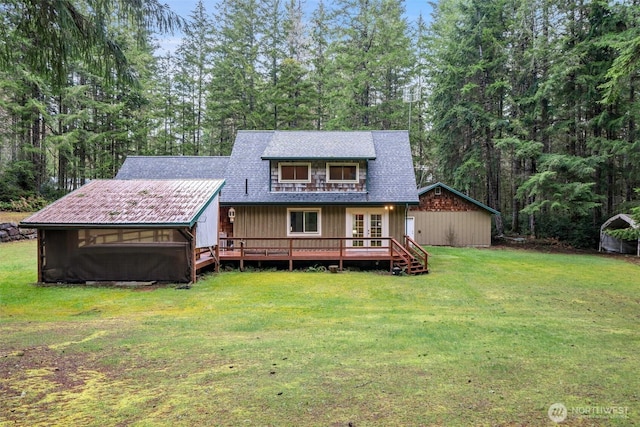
[405,216,415,240]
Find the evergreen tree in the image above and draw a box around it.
[174,0,214,155]
[208,0,263,150]
[328,0,414,129]
[0,0,182,87]
[426,0,509,233]
[260,0,288,129]
[308,0,332,129]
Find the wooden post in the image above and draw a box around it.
[240,240,245,271]
[289,239,293,271]
[190,226,197,283]
[215,244,220,273]
[37,229,43,283]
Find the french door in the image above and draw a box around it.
[346,208,388,247]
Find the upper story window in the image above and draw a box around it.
[279,162,311,182]
[327,163,358,183]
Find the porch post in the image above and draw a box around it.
[190,226,197,283]
[37,229,43,283]
[289,239,293,271]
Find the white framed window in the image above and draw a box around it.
[287,208,321,235]
[279,162,311,183]
[327,162,359,183]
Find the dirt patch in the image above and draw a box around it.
[0,321,140,424]
[0,344,101,423]
[493,236,640,265]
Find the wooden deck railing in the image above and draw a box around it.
[194,236,429,274]
[404,235,429,272]
[213,236,418,272]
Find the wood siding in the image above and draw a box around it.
[270,160,367,193]
[415,187,481,212]
[231,205,407,244]
[413,211,492,246]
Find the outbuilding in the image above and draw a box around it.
[599,213,639,256]
[21,179,225,283]
[409,182,500,247]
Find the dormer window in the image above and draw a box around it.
[279,162,311,182]
[327,163,358,183]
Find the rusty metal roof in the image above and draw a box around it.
[21,179,225,228]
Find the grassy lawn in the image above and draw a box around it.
[0,212,32,223]
[1,241,638,426]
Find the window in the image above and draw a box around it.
[327,163,358,182]
[288,208,321,235]
[279,162,310,182]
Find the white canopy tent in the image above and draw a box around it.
[599,213,639,256]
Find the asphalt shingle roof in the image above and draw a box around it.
[115,156,229,180]
[21,179,225,227]
[261,131,377,160]
[113,130,418,206]
[223,130,418,205]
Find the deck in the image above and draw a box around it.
[195,236,429,274]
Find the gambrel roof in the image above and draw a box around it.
[21,179,225,228]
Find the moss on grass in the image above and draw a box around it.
[1,243,638,425]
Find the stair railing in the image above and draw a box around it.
[390,238,415,274]
[404,235,429,272]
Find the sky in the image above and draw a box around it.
[156,0,434,54]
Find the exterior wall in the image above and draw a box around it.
[411,188,493,246]
[230,204,407,243]
[413,210,492,246]
[415,187,481,212]
[270,160,368,193]
[219,206,234,237]
[196,194,219,248]
[390,206,409,240]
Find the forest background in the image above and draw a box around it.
[1,0,639,248]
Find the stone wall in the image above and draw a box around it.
[0,223,36,242]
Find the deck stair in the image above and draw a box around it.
[391,236,429,275]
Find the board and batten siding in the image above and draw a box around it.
[232,205,407,243]
[414,210,492,247]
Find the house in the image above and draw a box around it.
[20,179,225,283]
[410,182,500,247]
[222,130,417,242]
[117,130,428,273]
[599,213,639,256]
